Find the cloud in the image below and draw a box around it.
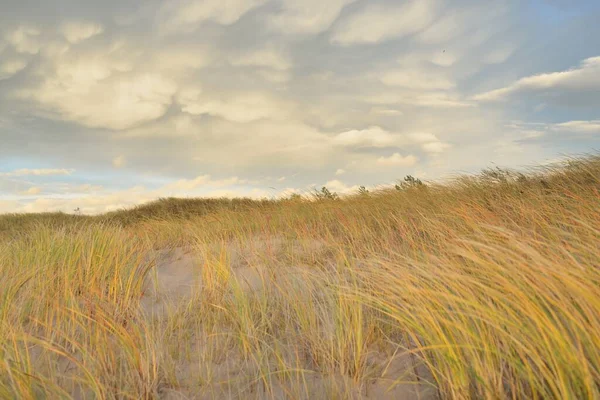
[112,155,126,168]
[380,69,455,90]
[180,92,289,123]
[19,187,42,195]
[331,0,436,45]
[406,132,451,153]
[483,45,515,65]
[376,153,418,167]
[0,59,27,80]
[367,92,473,108]
[0,200,21,214]
[370,107,403,116]
[0,0,594,216]
[161,175,244,192]
[4,176,295,215]
[121,118,334,168]
[553,120,600,134]
[14,186,151,215]
[430,51,458,67]
[160,0,267,33]
[4,26,41,54]
[60,22,104,44]
[124,114,200,137]
[323,179,360,194]
[153,46,210,73]
[417,11,466,44]
[269,0,355,35]
[333,126,397,148]
[407,132,438,143]
[18,58,178,129]
[422,141,451,153]
[0,168,75,177]
[230,48,291,71]
[474,56,600,102]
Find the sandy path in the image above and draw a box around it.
[138,241,437,400]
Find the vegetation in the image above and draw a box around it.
[0,154,599,399]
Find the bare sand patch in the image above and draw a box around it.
[138,238,436,399]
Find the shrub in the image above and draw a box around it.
[313,186,339,200]
[395,175,425,191]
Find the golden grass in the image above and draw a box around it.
[1,154,599,399]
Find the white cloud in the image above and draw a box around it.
[406,132,451,153]
[417,11,466,44]
[60,22,104,44]
[20,187,41,195]
[0,168,75,177]
[161,175,245,192]
[380,69,455,90]
[323,179,359,194]
[15,186,150,215]
[0,200,21,214]
[407,132,439,143]
[430,51,458,67]
[367,92,473,108]
[0,59,27,80]
[160,0,267,33]
[230,48,291,71]
[474,56,600,101]
[333,126,397,148]
[414,93,474,108]
[376,153,418,167]
[19,59,177,130]
[203,187,272,199]
[335,168,345,176]
[422,141,451,153]
[153,47,209,72]
[483,45,515,65]
[5,26,41,54]
[124,118,334,168]
[370,107,403,116]
[269,0,355,35]
[331,0,436,45]
[180,92,288,123]
[4,176,298,215]
[553,120,600,134]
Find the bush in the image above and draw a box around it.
[313,186,339,200]
[395,175,425,191]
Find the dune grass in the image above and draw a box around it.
[1,154,599,399]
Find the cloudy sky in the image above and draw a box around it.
[0,0,599,214]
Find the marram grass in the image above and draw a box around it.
[0,154,599,399]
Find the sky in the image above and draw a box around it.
[0,0,599,214]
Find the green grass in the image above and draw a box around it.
[1,154,599,399]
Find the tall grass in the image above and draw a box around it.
[0,154,599,399]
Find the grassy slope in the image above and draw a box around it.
[0,155,599,399]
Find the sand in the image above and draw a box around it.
[137,239,437,400]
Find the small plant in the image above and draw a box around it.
[480,166,514,184]
[313,186,339,200]
[395,175,424,190]
[288,193,303,201]
[358,186,369,196]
